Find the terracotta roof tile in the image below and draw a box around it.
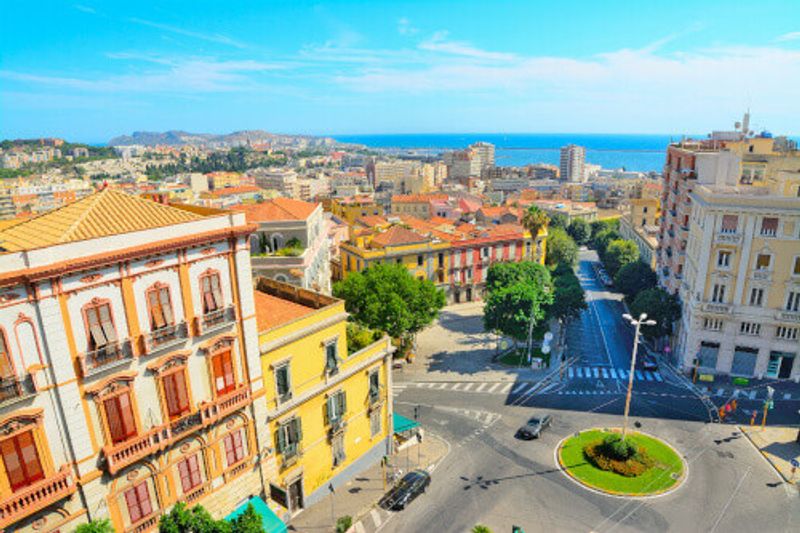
[253,290,316,331]
[391,193,448,204]
[371,225,427,247]
[233,198,318,223]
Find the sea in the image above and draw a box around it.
[333,133,694,173]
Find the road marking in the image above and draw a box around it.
[451,383,463,391]
[462,383,474,392]
[355,521,366,533]
[610,368,618,379]
[437,383,448,390]
[486,383,500,393]
[708,467,751,533]
[415,382,424,388]
[784,393,792,400]
[500,383,513,394]
[644,372,654,381]
[716,388,725,397]
[578,390,584,395]
[653,372,663,382]
[370,509,382,528]
[748,390,757,400]
[618,369,627,379]
[577,368,584,378]
[512,383,526,393]
[601,368,609,379]
[700,386,708,393]
[593,368,599,378]
[475,383,487,392]
[426,382,436,388]
[568,368,574,379]
[635,370,644,380]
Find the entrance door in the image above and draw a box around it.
[288,478,303,513]
[466,288,473,302]
[454,291,461,304]
[779,354,795,379]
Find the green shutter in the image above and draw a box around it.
[323,397,330,425]
[339,391,347,415]
[295,418,303,442]
[276,427,285,453]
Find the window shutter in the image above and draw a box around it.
[276,427,286,453]
[210,275,224,308]
[339,391,347,415]
[137,483,152,518]
[87,308,107,347]
[323,397,330,425]
[189,455,202,486]
[98,305,117,343]
[104,397,124,443]
[224,434,236,466]
[159,288,175,325]
[0,334,13,378]
[148,291,164,329]
[125,488,141,523]
[175,372,189,412]
[178,459,189,491]
[294,418,303,442]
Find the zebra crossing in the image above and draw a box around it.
[567,366,663,382]
[393,381,538,397]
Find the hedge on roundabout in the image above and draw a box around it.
[557,429,684,496]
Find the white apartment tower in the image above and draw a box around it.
[560,144,586,182]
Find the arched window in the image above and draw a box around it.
[0,330,15,379]
[270,233,284,251]
[274,274,288,283]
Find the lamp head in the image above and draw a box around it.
[622,313,632,322]
[643,320,657,326]
[639,312,648,320]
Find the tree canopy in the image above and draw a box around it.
[547,212,569,230]
[592,228,621,258]
[614,261,657,301]
[521,205,550,238]
[547,263,588,321]
[590,218,620,240]
[159,502,264,533]
[544,227,578,268]
[76,520,114,533]
[567,218,591,245]
[483,262,554,342]
[333,263,445,344]
[629,288,681,339]
[603,239,640,277]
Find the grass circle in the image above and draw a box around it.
[557,428,685,497]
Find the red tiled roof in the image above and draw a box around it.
[355,215,388,227]
[254,290,316,331]
[391,193,448,204]
[208,185,262,197]
[233,198,318,222]
[371,225,427,247]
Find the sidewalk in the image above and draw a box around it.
[739,425,800,483]
[287,433,449,532]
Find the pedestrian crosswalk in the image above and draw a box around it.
[566,366,663,383]
[393,381,527,397]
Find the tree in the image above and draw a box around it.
[629,288,681,339]
[590,218,620,240]
[472,526,494,533]
[548,212,569,230]
[483,262,554,342]
[547,263,587,321]
[592,228,620,258]
[567,218,591,245]
[230,504,264,533]
[333,263,445,350]
[159,502,231,533]
[544,227,578,268]
[603,239,639,277]
[614,261,657,301]
[76,520,114,533]
[521,205,550,239]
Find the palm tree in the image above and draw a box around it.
[472,525,493,533]
[521,205,550,239]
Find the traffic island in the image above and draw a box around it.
[556,428,685,497]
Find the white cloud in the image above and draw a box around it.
[398,17,418,36]
[776,31,800,42]
[129,18,248,49]
[73,4,96,14]
[418,31,516,61]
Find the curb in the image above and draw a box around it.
[554,427,688,499]
[737,425,793,485]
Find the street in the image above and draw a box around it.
[381,250,800,532]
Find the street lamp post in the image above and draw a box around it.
[621,312,656,441]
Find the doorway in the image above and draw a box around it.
[767,351,796,379]
[288,478,304,514]
[466,288,473,302]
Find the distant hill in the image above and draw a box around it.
[108,129,337,148]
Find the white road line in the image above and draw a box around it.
[451,383,463,391]
[426,383,436,388]
[462,383,474,392]
[644,372,654,381]
[708,467,751,533]
[512,383,526,393]
[475,383,487,392]
[618,369,627,379]
[601,368,609,379]
[593,368,599,378]
[568,368,574,379]
[635,370,644,380]
[415,383,424,388]
[355,521,366,533]
[610,368,618,379]
[500,383,513,394]
[784,393,792,400]
[700,386,708,393]
[716,388,725,397]
[748,390,757,400]
[486,383,500,393]
[370,509,382,528]
[653,372,663,382]
[577,368,584,378]
[437,383,448,390]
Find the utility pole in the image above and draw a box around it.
[761,386,775,430]
[621,312,656,441]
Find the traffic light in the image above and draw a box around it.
[730,399,737,412]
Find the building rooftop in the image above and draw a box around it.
[0,188,206,252]
[254,277,339,332]
[392,193,449,204]
[205,185,263,198]
[234,197,318,223]
[371,225,428,247]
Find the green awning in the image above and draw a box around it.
[225,496,287,533]
[393,412,420,434]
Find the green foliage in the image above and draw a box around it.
[544,227,578,268]
[333,263,445,344]
[285,237,302,249]
[521,205,550,238]
[144,147,286,179]
[275,247,303,257]
[566,218,591,245]
[614,261,657,301]
[592,228,620,258]
[547,212,569,230]
[75,519,114,533]
[601,434,638,460]
[346,322,382,354]
[590,218,620,239]
[336,516,353,533]
[629,288,681,339]
[0,168,33,179]
[472,526,494,533]
[230,504,264,533]
[547,263,587,321]
[483,262,554,342]
[159,502,231,533]
[603,239,639,277]
[583,434,655,477]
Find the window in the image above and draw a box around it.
[749,288,764,307]
[103,392,137,444]
[178,454,202,493]
[717,251,731,268]
[720,215,738,234]
[276,418,302,456]
[481,247,490,258]
[794,257,800,276]
[200,272,223,314]
[162,370,190,419]
[326,390,347,425]
[787,291,800,312]
[147,286,175,331]
[368,371,380,403]
[776,326,799,341]
[703,318,723,331]
[417,255,423,267]
[275,364,291,400]
[739,322,761,336]
[0,331,13,378]
[437,253,444,267]
[760,217,778,237]
[85,302,118,350]
[325,341,339,375]
[223,430,246,467]
[755,254,771,270]
[332,432,346,467]
[0,430,44,491]
[711,284,726,303]
[370,409,382,437]
[396,258,402,265]
[211,350,235,396]
[124,482,153,524]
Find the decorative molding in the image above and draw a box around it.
[0,408,44,436]
[198,333,237,355]
[200,247,217,256]
[85,371,137,398]
[126,470,139,481]
[146,352,189,375]
[180,443,191,453]
[144,259,164,268]
[0,292,21,303]
[80,273,103,283]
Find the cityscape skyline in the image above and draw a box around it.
[2,0,800,141]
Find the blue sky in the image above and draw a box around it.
[1,0,799,142]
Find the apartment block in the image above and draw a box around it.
[618,197,660,270]
[559,144,586,183]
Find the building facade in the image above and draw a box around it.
[618,198,660,270]
[559,144,586,183]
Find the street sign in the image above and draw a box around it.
[699,374,714,382]
[791,459,799,468]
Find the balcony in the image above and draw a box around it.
[328,417,346,437]
[280,443,302,469]
[777,310,800,323]
[0,374,36,406]
[703,302,732,314]
[195,305,236,336]
[715,232,741,245]
[752,270,771,282]
[142,322,189,354]
[0,465,77,529]
[79,340,133,378]
[103,386,252,474]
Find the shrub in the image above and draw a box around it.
[583,434,655,477]
[601,434,638,461]
[336,516,353,533]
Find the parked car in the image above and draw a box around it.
[379,469,431,511]
[515,414,553,440]
[640,354,659,372]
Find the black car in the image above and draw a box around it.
[379,469,431,511]
[515,414,553,440]
[641,355,659,372]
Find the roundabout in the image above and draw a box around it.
[556,428,686,497]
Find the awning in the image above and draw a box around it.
[225,496,287,533]
[393,413,420,434]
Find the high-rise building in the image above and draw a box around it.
[657,126,800,380]
[469,142,495,169]
[560,144,586,182]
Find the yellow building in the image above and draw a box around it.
[329,197,384,225]
[254,278,393,514]
[619,197,660,270]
